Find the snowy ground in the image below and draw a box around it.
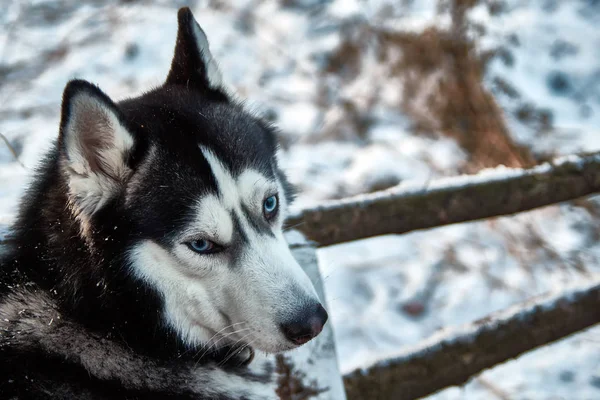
[2,0,600,398]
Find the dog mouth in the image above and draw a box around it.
[198,321,307,358]
[185,302,327,358]
[206,344,256,367]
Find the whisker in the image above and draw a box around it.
[283,220,306,232]
[196,325,250,361]
[209,327,251,350]
[217,331,255,366]
[190,321,247,360]
[220,337,258,367]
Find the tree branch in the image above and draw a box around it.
[342,280,600,400]
[0,224,9,257]
[4,153,600,249]
[288,152,600,246]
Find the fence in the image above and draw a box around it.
[2,152,600,399]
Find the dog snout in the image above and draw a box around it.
[280,303,328,345]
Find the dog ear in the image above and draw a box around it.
[166,7,226,96]
[58,80,135,217]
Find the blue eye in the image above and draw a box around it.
[263,195,278,217]
[187,239,217,254]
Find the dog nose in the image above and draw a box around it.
[280,303,328,345]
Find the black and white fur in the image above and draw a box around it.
[0,8,327,399]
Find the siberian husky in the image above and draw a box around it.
[0,7,327,399]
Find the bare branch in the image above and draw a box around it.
[288,153,600,246]
[343,280,600,400]
[0,225,9,257]
[0,132,25,168]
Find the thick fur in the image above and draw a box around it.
[1,288,276,399]
[0,7,324,399]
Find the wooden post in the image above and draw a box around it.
[343,280,600,400]
[270,230,347,399]
[287,152,600,246]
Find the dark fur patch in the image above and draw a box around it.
[0,289,275,399]
[241,203,277,238]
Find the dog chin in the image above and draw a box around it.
[255,340,301,354]
[182,319,305,355]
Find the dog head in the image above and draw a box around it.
[57,8,327,354]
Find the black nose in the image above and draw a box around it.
[280,303,328,345]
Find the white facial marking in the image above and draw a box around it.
[128,146,322,353]
[200,147,238,210]
[237,169,279,212]
[186,194,234,244]
[128,240,230,347]
[200,146,282,229]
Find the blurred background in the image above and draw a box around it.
[1,1,600,398]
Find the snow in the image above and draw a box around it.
[436,325,600,400]
[471,1,600,154]
[2,1,600,398]
[353,278,600,373]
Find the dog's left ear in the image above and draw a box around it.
[166,7,226,96]
[58,80,135,218]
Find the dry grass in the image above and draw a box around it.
[374,0,535,171]
[275,355,325,400]
[317,0,536,171]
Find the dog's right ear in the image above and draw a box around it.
[58,80,135,219]
[166,7,226,98]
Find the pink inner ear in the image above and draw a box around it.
[71,101,116,177]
